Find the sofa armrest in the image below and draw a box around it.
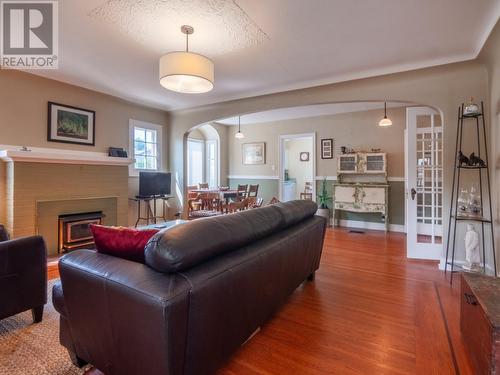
[58,250,191,375]
[0,235,47,319]
[0,235,47,278]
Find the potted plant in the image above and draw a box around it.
[317,178,332,224]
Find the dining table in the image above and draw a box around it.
[190,188,239,214]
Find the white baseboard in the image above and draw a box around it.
[335,219,405,233]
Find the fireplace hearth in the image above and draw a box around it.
[58,212,104,253]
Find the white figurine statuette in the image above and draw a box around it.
[464,224,481,270]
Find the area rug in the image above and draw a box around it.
[0,280,89,375]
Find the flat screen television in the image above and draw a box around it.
[138,172,171,197]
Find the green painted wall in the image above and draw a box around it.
[228,178,405,225]
[228,178,279,204]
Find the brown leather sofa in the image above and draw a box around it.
[0,225,47,322]
[53,200,326,375]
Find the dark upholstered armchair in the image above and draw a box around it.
[0,225,47,322]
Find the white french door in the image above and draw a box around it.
[187,138,204,186]
[406,107,443,259]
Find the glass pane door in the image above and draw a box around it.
[406,107,443,259]
[415,114,443,245]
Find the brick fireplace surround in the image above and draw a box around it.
[0,146,133,256]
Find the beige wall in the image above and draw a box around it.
[170,60,488,262]
[188,128,205,140]
[0,70,169,226]
[479,19,500,272]
[227,107,406,178]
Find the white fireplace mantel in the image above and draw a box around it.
[0,145,134,166]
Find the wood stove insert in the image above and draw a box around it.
[58,211,104,253]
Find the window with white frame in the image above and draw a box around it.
[187,138,219,187]
[129,119,162,175]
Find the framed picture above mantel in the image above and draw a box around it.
[48,102,95,146]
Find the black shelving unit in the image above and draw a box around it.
[444,102,496,284]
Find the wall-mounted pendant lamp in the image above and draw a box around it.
[159,25,214,94]
[235,116,245,139]
[378,101,393,127]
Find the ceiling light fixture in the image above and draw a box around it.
[159,25,214,94]
[378,101,393,127]
[235,116,245,139]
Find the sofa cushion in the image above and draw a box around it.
[90,225,159,263]
[145,205,285,273]
[274,200,319,227]
[145,200,319,273]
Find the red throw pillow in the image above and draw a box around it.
[90,224,159,263]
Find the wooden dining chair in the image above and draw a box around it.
[187,185,202,214]
[248,184,259,197]
[300,181,313,200]
[247,196,263,209]
[190,193,221,219]
[236,184,248,200]
[228,198,249,213]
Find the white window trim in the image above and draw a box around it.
[129,119,163,177]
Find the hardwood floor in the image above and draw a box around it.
[49,227,474,375]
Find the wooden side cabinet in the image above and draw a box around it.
[461,273,500,375]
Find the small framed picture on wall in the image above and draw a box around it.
[242,142,266,165]
[321,138,334,159]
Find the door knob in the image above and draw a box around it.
[411,188,417,200]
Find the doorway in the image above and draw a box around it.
[279,133,316,202]
[406,107,443,259]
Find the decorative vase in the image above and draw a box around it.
[316,208,330,225]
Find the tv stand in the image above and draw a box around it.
[129,195,174,227]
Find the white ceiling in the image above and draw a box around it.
[216,102,410,125]
[30,0,500,111]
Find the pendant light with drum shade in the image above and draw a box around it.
[159,25,214,94]
[235,116,244,139]
[378,101,393,127]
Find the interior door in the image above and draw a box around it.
[406,107,443,259]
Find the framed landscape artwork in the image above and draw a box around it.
[242,142,266,165]
[321,138,334,159]
[48,102,95,146]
